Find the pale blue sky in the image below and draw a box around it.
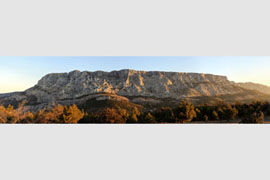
[0,56,269,93]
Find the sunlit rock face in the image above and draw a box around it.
[5,69,266,110]
[18,69,245,103]
[233,82,270,95]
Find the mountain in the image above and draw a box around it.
[234,82,270,95]
[0,92,21,98]
[0,69,269,110]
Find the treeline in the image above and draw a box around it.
[0,104,84,124]
[81,101,268,124]
[0,101,269,124]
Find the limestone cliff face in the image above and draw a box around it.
[18,69,245,102]
[0,69,251,109]
[234,82,270,95]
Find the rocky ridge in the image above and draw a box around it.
[0,69,269,110]
[234,82,270,95]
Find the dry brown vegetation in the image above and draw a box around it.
[0,103,84,124]
[0,100,269,124]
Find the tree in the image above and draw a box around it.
[79,113,100,123]
[19,112,35,123]
[5,105,19,123]
[35,110,47,123]
[241,111,264,124]
[97,108,125,123]
[224,104,238,120]
[44,105,64,123]
[62,104,84,124]
[0,105,8,123]
[126,113,138,123]
[139,113,156,123]
[211,111,219,120]
[203,115,209,122]
[174,101,196,123]
[154,107,176,123]
[34,104,84,124]
[216,107,224,120]
[257,111,265,124]
[194,108,203,121]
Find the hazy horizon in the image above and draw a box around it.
[0,56,269,93]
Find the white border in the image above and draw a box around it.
[0,0,270,179]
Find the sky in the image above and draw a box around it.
[0,56,269,93]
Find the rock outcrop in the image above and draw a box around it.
[0,69,267,109]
